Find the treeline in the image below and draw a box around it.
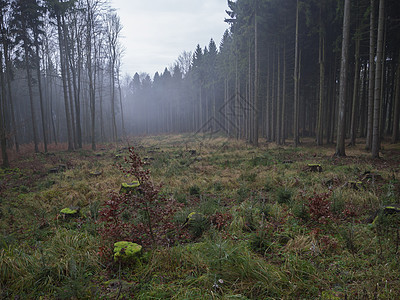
[0,0,125,167]
[121,0,400,158]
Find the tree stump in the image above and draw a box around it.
[120,181,140,194]
[306,164,322,172]
[113,241,142,262]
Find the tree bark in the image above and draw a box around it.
[23,39,39,153]
[253,5,259,146]
[366,0,376,150]
[34,35,48,153]
[293,0,300,146]
[371,0,385,158]
[335,0,351,157]
[392,51,400,143]
[57,14,74,151]
[0,50,9,167]
[317,13,325,146]
[350,35,361,146]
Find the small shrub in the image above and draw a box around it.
[213,181,223,192]
[292,203,310,222]
[276,187,292,205]
[249,231,274,255]
[189,185,200,196]
[330,191,345,216]
[237,184,250,201]
[98,147,184,250]
[174,192,187,204]
[187,212,209,238]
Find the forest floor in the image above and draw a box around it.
[1,134,400,299]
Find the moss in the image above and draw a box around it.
[188,212,204,221]
[113,241,142,262]
[60,207,78,215]
[119,181,140,194]
[307,164,322,172]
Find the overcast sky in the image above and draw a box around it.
[110,0,230,77]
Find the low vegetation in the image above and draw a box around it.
[1,135,400,299]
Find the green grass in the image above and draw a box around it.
[1,136,400,298]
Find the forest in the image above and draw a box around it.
[1,0,400,298]
[0,0,399,162]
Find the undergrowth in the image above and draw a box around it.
[1,136,400,298]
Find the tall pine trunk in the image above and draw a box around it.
[350,35,361,146]
[293,0,300,146]
[0,50,9,167]
[34,36,48,153]
[335,0,351,156]
[24,40,39,153]
[317,16,325,146]
[372,0,385,158]
[366,0,376,150]
[253,5,259,146]
[392,51,400,143]
[57,14,73,151]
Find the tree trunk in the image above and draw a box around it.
[253,5,259,146]
[335,0,351,157]
[34,37,48,153]
[24,40,39,153]
[57,14,73,151]
[366,0,376,150]
[350,35,361,146]
[392,51,400,143]
[317,7,325,146]
[276,45,281,145]
[110,62,117,143]
[293,0,300,146]
[371,0,385,158]
[0,50,9,167]
[1,32,19,152]
[281,40,286,144]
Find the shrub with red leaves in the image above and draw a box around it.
[307,192,333,224]
[98,147,184,249]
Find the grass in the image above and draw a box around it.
[1,136,400,298]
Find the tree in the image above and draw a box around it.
[45,0,74,151]
[0,0,19,152]
[0,49,9,167]
[371,0,385,158]
[366,0,376,150]
[11,0,44,153]
[335,0,351,157]
[293,0,300,147]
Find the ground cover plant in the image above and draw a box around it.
[1,135,400,299]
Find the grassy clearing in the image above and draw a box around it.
[1,136,400,299]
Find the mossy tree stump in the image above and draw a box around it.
[347,181,364,190]
[113,241,142,262]
[89,170,103,177]
[306,164,322,172]
[60,207,80,219]
[119,181,140,194]
[361,172,383,184]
